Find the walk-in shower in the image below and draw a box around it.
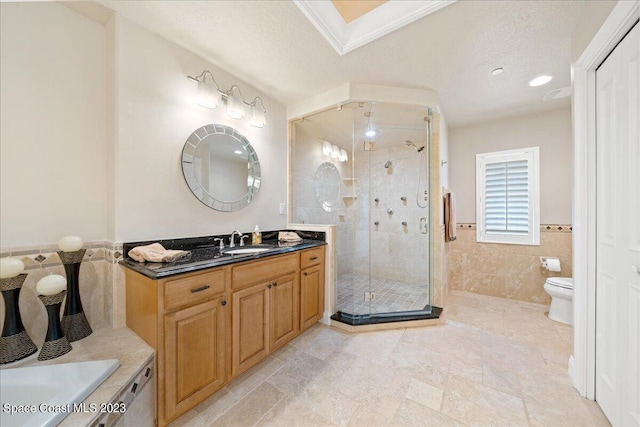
[291,101,439,325]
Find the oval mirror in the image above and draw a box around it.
[181,124,261,212]
[314,162,341,212]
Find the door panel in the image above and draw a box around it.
[301,265,322,331]
[232,284,269,377]
[269,273,299,351]
[596,22,640,427]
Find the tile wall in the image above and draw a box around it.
[449,224,573,303]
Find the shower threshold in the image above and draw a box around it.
[330,305,442,328]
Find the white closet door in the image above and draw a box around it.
[595,22,640,427]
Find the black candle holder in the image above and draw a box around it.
[38,290,72,360]
[0,274,38,364]
[58,250,92,342]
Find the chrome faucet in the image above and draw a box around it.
[229,230,244,247]
[240,235,249,246]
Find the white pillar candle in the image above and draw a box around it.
[58,236,84,252]
[36,275,67,296]
[0,257,25,279]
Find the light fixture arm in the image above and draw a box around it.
[251,97,266,113]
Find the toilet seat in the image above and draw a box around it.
[546,277,573,290]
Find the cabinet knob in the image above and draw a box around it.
[303,272,308,276]
[273,282,278,287]
[267,284,272,289]
[221,300,227,306]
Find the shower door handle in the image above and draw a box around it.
[420,218,428,234]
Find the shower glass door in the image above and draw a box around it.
[291,101,433,322]
[356,103,432,317]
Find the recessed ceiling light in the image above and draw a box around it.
[234,150,242,155]
[491,67,503,76]
[529,75,553,87]
[365,129,376,137]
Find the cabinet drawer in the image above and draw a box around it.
[164,269,226,311]
[300,247,324,269]
[232,253,298,291]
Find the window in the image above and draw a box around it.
[476,147,540,245]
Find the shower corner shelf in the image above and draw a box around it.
[342,195,357,199]
[342,178,358,181]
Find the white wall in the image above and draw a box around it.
[0,2,107,248]
[110,15,287,242]
[449,108,572,224]
[439,114,450,191]
[571,0,618,63]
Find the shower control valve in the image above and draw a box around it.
[387,208,394,215]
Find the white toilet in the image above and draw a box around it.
[543,277,573,325]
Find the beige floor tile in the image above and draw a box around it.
[255,396,336,427]
[405,378,444,411]
[213,383,284,427]
[393,398,466,427]
[169,290,610,427]
[441,374,529,426]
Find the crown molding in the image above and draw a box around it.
[294,0,456,56]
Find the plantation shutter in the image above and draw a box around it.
[484,159,529,234]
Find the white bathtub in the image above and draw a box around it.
[0,359,120,427]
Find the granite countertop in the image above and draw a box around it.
[119,230,327,279]
[1,326,154,427]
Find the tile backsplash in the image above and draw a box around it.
[449,224,572,304]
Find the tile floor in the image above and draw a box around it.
[170,290,610,427]
[336,273,429,315]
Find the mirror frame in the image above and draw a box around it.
[181,124,261,212]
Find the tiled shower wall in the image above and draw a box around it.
[0,242,125,345]
[449,224,572,304]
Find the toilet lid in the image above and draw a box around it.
[546,277,573,289]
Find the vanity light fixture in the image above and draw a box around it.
[187,70,267,127]
[339,149,348,162]
[322,140,333,156]
[319,139,347,162]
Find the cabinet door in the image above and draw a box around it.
[232,283,269,377]
[164,297,226,420]
[269,273,299,351]
[300,264,323,331]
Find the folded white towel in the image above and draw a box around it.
[278,231,303,243]
[128,243,190,263]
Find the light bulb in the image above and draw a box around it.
[250,104,266,128]
[226,93,244,119]
[365,128,376,137]
[322,141,332,156]
[331,145,339,159]
[339,149,348,162]
[197,80,219,109]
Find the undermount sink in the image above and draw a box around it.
[221,245,274,255]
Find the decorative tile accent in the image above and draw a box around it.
[457,223,476,230]
[34,254,46,263]
[455,223,572,233]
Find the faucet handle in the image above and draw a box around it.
[214,238,224,250]
[240,235,248,246]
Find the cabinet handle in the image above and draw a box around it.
[221,300,227,306]
[190,285,210,293]
[267,284,272,289]
[309,256,318,261]
[273,282,278,287]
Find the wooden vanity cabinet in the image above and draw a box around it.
[124,245,326,426]
[125,267,230,426]
[300,247,325,331]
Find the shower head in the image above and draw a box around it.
[404,140,425,153]
[384,161,392,169]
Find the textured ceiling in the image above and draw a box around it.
[98,0,584,128]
